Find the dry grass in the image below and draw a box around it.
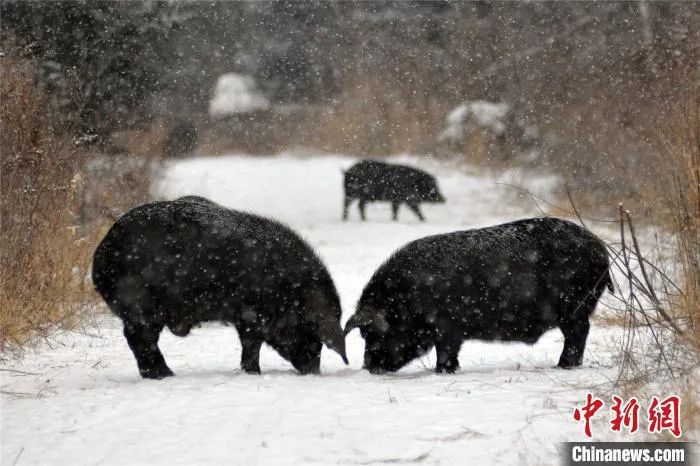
[0,56,92,353]
[106,118,170,159]
[301,72,447,156]
[661,96,700,347]
[0,54,153,355]
[632,91,700,349]
[199,71,447,157]
[605,94,700,434]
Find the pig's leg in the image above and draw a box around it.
[435,333,462,374]
[240,337,263,374]
[407,202,425,221]
[558,317,590,368]
[391,201,400,221]
[343,197,353,221]
[123,321,173,379]
[358,199,368,221]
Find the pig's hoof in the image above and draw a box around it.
[435,366,459,374]
[141,365,174,379]
[556,359,581,369]
[296,363,320,375]
[242,366,261,375]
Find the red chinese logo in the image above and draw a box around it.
[648,395,682,438]
[573,394,682,438]
[573,393,605,438]
[610,395,639,433]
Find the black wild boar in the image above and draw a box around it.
[92,195,347,379]
[343,160,445,222]
[344,217,613,374]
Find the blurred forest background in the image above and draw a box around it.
[1,2,699,353]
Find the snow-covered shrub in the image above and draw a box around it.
[440,101,509,145]
[208,73,270,118]
[441,101,510,143]
[439,100,540,162]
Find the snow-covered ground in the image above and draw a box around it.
[2,154,625,465]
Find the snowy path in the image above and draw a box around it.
[2,154,621,465]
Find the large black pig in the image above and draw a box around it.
[344,217,613,374]
[92,196,348,379]
[343,160,445,221]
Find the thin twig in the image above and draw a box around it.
[0,368,40,376]
[12,447,24,466]
[623,210,685,335]
[0,390,43,397]
[495,182,619,223]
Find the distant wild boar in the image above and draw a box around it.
[92,196,347,379]
[343,160,445,222]
[344,217,613,374]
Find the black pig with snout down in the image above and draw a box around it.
[344,217,613,374]
[343,160,445,222]
[92,196,348,379]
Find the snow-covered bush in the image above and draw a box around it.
[439,100,540,162]
[441,101,510,143]
[208,73,270,118]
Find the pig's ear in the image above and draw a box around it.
[343,313,363,336]
[319,321,348,365]
[343,309,373,336]
[344,308,387,336]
